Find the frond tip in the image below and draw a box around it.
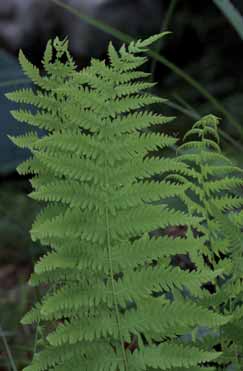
[128,31,171,53]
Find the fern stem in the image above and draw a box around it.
[104,136,129,370]
[199,135,216,266]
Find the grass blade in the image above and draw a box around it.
[150,0,179,80]
[0,79,30,88]
[213,0,243,40]
[0,325,18,371]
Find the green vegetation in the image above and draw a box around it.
[1,1,243,370]
[4,32,243,370]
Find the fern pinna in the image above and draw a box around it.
[170,115,243,370]
[6,35,229,371]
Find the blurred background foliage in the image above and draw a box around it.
[1,0,243,369]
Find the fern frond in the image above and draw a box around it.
[7,37,228,371]
[172,114,243,370]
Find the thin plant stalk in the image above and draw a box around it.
[0,325,18,371]
[150,0,179,81]
[0,79,29,88]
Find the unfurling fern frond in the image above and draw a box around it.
[6,35,229,371]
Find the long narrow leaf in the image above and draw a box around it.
[0,325,18,371]
[213,0,243,40]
